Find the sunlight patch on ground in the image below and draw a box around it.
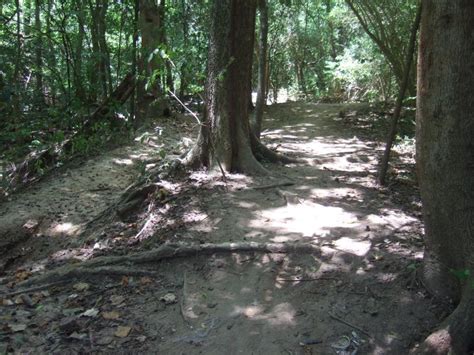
[333,237,371,256]
[45,221,81,237]
[112,158,134,166]
[189,171,253,190]
[250,201,359,237]
[50,245,95,262]
[367,209,417,230]
[305,186,363,199]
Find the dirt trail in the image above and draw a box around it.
[0,103,441,354]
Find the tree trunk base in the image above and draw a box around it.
[414,286,474,354]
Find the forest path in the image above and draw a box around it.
[0,102,440,354]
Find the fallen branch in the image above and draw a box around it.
[180,271,192,328]
[1,281,67,297]
[18,242,321,288]
[276,277,337,282]
[252,182,295,190]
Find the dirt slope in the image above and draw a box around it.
[0,102,443,354]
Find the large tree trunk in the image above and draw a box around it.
[186,0,265,174]
[416,1,474,353]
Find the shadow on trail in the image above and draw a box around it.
[148,102,437,354]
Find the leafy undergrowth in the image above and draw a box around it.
[0,108,134,199]
[0,102,444,354]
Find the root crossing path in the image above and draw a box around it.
[0,103,441,354]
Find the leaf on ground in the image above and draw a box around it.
[121,276,129,287]
[9,323,27,332]
[23,219,39,230]
[82,308,99,317]
[15,270,31,282]
[96,336,114,345]
[136,335,147,343]
[110,295,125,306]
[140,276,153,285]
[114,326,132,338]
[160,293,177,305]
[69,332,88,340]
[73,282,90,292]
[2,298,14,306]
[102,311,120,320]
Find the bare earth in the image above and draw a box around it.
[0,102,443,354]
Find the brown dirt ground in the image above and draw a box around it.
[0,102,445,354]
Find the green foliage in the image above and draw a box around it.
[450,268,471,282]
[449,268,474,290]
[0,0,419,185]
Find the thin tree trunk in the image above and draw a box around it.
[74,0,86,102]
[34,0,44,108]
[97,0,112,94]
[12,0,22,119]
[45,0,56,105]
[130,0,139,123]
[179,0,188,98]
[252,0,268,139]
[378,2,421,185]
[136,0,166,123]
[89,0,101,101]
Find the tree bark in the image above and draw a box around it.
[416,1,474,353]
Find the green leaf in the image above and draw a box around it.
[450,268,471,281]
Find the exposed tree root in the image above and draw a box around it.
[16,242,321,288]
[250,132,300,164]
[115,183,160,220]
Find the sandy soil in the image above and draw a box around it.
[0,102,444,354]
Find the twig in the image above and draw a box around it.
[85,282,122,298]
[328,312,373,339]
[1,280,67,297]
[253,182,295,190]
[276,277,337,282]
[167,89,227,184]
[180,271,192,328]
[168,89,202,126]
